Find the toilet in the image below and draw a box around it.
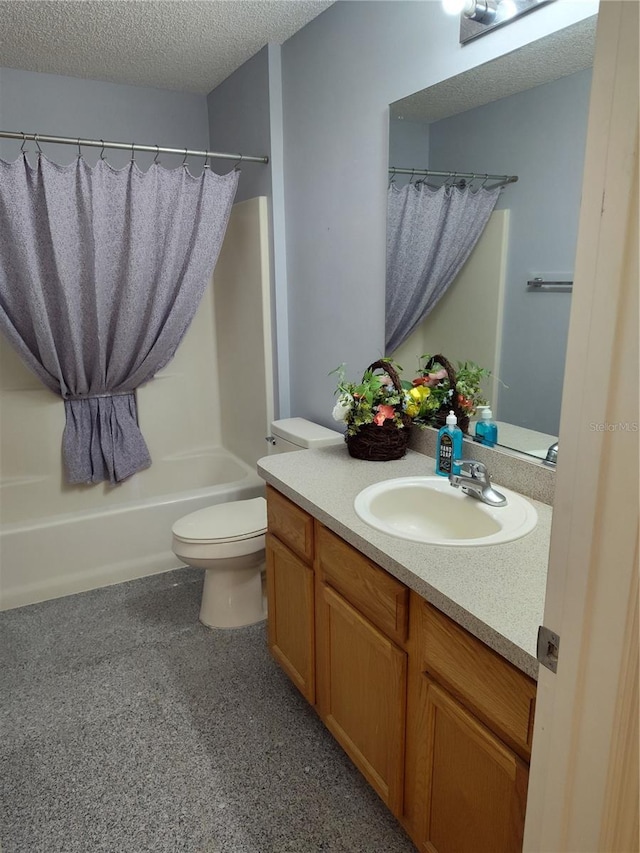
[171,418,344,629]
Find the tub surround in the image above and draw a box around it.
[258,445,551,678]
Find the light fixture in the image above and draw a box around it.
[442,0,555,44]
[443,0,497,24]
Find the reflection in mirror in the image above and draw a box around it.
[386,17,597,460]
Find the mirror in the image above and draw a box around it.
[386,17,597,460]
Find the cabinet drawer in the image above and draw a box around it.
[415,596,536,757]
[316,523,409,645]
[266,486,314,563]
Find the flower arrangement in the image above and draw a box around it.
[407,354,492,431]
[331,355,492,457]
[332,355,491,446]
[331,359,409,436]
[331,359,413,461]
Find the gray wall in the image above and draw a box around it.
[0,67,209,170]
[206,44,289,418]
[280,0,597,429]
[429,69,592,434]
[388,118,430,189]
[0,0,598,433]
[206,46,272,203]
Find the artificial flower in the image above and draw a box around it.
[373,404,395,426]
[409,385,431,402]
[413,368,448,388]
[332,395,353,422]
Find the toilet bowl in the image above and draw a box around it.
[171,418,344,629]
[172,497,267,629]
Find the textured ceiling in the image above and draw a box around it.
[391,16,597,123]
[0,0,334,94]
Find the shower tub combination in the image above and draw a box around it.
[0,195,273,612]
[0,448,264,611]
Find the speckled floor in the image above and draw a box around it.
[0,569,416,853]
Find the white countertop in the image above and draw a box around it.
[258,445,552,680]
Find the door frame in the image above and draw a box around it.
[523,1,639,849]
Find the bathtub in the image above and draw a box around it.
[0,448,265,610]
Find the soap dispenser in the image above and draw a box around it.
[436,410,463,477]
[475,406,498,448]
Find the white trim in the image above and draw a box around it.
[268,43,291,419]
[524,1,639,848]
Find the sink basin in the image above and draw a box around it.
[354,476,537,546]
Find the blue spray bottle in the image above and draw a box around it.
[436,410,463,477]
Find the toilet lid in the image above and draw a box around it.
[172,496,267,544]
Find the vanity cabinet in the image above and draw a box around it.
[264,487,537,852]
[404,594,535,852]
[315,524,408,814]
[265,486,316,702]
[414,677,529,853]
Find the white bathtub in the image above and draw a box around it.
[0,448,265,610]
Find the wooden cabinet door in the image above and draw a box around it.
[316,582,407,815]
[418,677,528,853]
[265,533,315,703]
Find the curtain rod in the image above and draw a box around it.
[389,166,517,185]
[0,130,269,165]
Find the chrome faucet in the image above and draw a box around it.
[449,460,507,507]
[544,441,558,465]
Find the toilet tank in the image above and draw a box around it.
[267,418,344,455]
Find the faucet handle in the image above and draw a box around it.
[454,459,489,480]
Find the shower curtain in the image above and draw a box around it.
[0,154,239,484]
[385,182,500,353]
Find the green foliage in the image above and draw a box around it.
[413,355,493,423]
[331,360,409,436]
[331,355,497,434]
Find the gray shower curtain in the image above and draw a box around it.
[0,154,239,484]
[385,183,500,353]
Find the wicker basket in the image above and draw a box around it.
[423,354,470,434]
[346,360,411,461]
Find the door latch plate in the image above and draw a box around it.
[537,625,560,673]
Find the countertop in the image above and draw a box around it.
[257,445,552,680]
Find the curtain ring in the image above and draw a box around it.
[409,168,415,185]
[233,153,243,171]
[34,134,43,156]
[182,147,188,168]
[77,137,82,158]
[131,142,135,163]
[100,140,106,160]
[20,132,28,154]
[480,173,489,189]
[203,151,210,170]
[154,144,160,165]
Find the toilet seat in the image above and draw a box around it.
[172,497,267,545]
